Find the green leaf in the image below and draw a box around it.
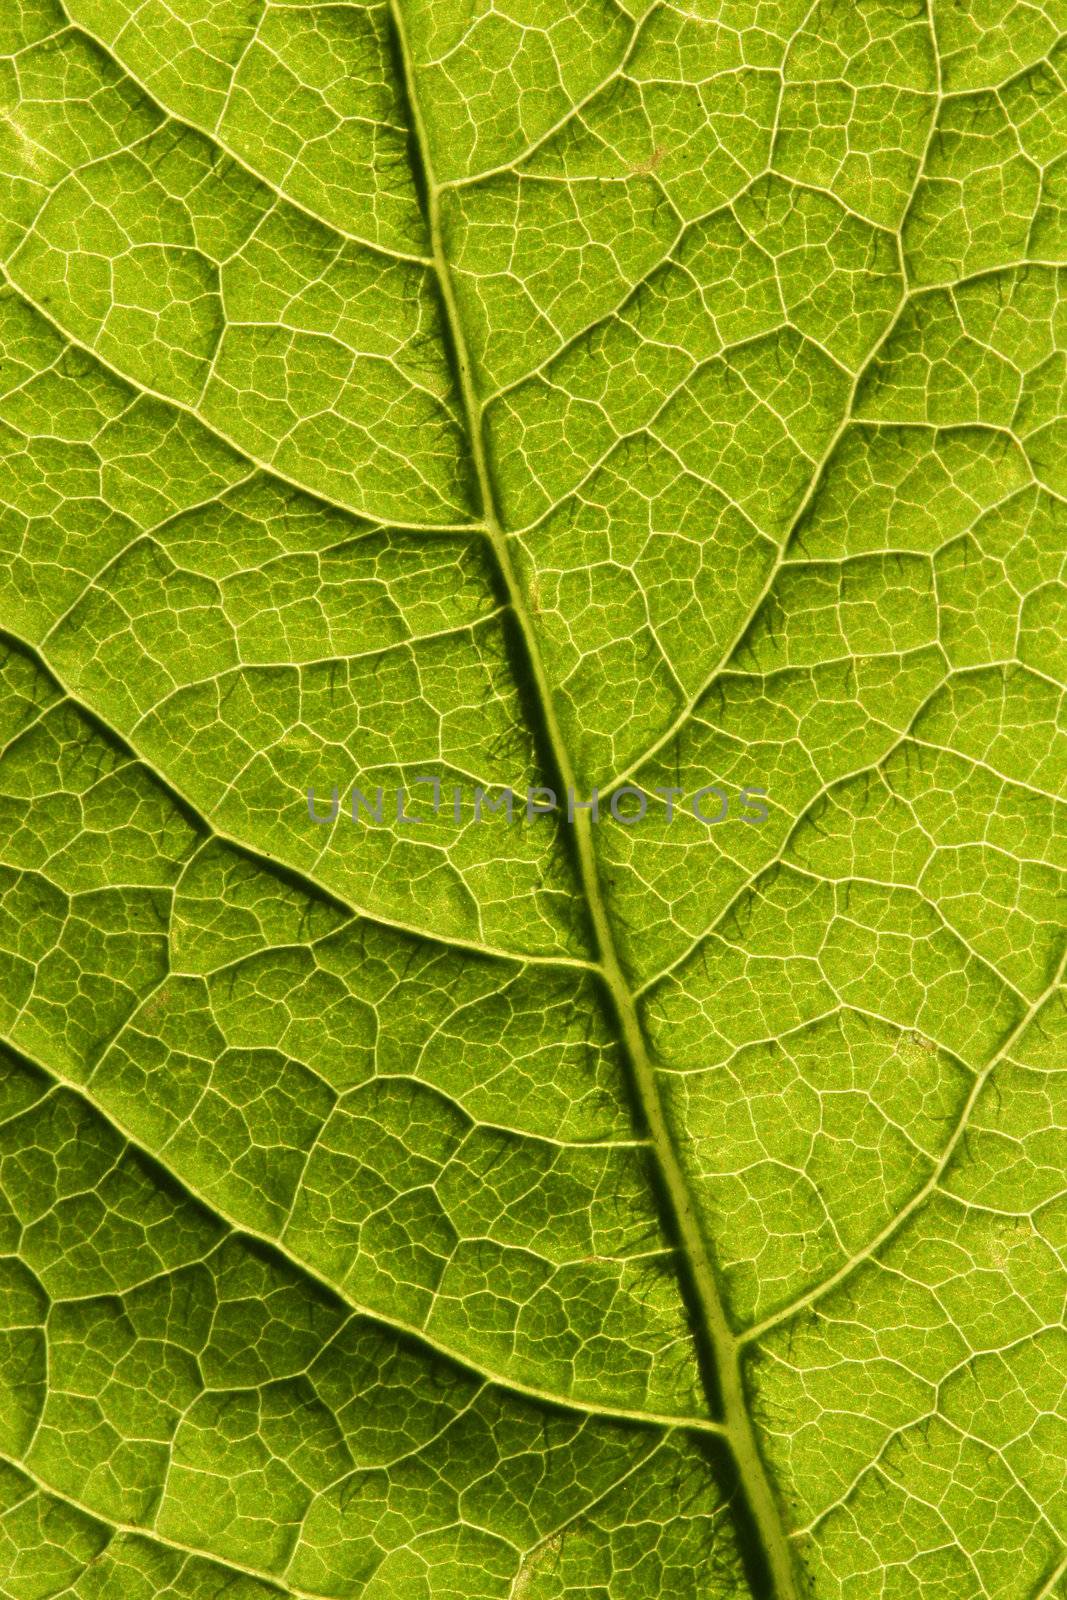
[0,1,1064,1596]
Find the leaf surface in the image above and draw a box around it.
[0,1,1064,1596]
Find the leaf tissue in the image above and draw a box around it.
[0,1,1064,1596]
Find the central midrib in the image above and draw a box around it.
[384,9,802,1598]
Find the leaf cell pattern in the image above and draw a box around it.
[0,1,1064,1597]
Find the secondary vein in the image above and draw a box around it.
[2,1031,720,1439]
